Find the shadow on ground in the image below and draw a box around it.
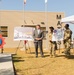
[66,55,74,59]
[57,54,74,59]
[13,56,25,62]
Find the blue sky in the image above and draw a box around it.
[0,0,74,16]
[0,0,74,36]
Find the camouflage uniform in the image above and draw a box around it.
[49,32,56,57]
[64,28,72,55]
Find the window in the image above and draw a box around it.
[0,26,8,37]
[41,22,45,25]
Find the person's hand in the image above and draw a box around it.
[38,38,42,40]
[35,38,41,40]
[49,40,52,43]
[35,38,39,40]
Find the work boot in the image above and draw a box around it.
[52,52,56,58]
[66,52,70,56]
[50,54,52,58]
[35,55,38,58]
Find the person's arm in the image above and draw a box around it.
[41,31,44,39]
[49,32,53,42]
[32,30,35,40]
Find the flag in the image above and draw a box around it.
[24,0,26,4]
[45,0,47,3]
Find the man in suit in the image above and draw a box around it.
[33,24,44,58]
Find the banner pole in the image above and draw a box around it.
[23,0,25,25]
[0,0,1,27]
[45,1,48,50]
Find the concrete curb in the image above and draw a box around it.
[0,54,15,75]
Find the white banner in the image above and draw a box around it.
[52,29,64,41]
[14,27,35,41]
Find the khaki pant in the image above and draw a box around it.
[64,40,71,54]
[50,41,56,56]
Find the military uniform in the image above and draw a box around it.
[64,28,72,55]
[49,32,56,57]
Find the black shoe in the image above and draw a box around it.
[62,51,67,53]
[41,55,44,58]
[66,52,70,56]
[36,56,38,58]
[62,51,64,53]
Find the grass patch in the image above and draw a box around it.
[3,48,74,75]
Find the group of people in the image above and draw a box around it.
[33,24,72,58]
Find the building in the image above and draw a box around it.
[0,11,65,48]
